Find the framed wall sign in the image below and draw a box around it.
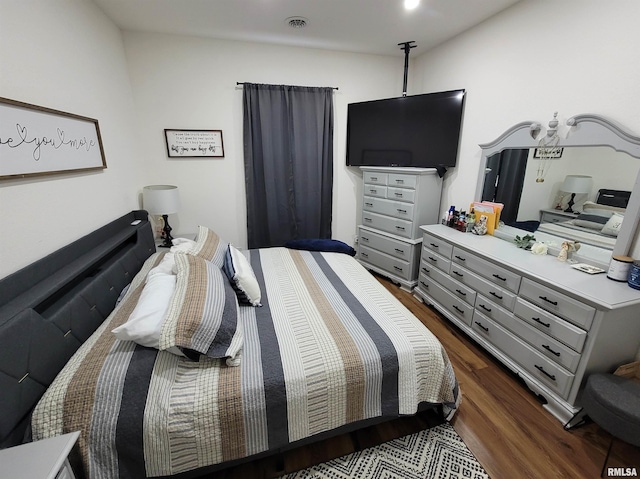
[533,147,563,159]
[0,97,107,180]
[164,129,225,158]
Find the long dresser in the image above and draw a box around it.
[357,167,442,291]
[415,224,640,424]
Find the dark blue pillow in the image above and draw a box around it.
[284,238,356,256]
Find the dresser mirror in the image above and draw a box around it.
[474,114,640,268]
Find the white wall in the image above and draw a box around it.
[0,0,143,278]
[122,31,406,249]
[413,0,640,234]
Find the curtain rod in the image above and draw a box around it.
[236,82,338,90]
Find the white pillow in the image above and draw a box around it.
[601,212,624,237]
[112,267,184,356]
[222,245,262,306]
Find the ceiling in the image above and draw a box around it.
[92,0,522,57]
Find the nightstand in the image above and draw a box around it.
[0,431,80,479]
[539,208,578,224]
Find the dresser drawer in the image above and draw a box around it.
[359,245,412,281]
[363,171,387,185]
[422,232,453,259]
[450,263,517,311]
[423,265,476,306]
[363,184,387,198]
[514,298,587,352]
[421,247,451,274]
[451,247,521,293]
[363,196,415,221]
[388,173,417,189]
[357,227,417,262]
[362,211,413,238]
[387,186,415,203]
[419,275,474,325]
[519,279,595,330]
[475,297,581,373]
[471,312,574,398]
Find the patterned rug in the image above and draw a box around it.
[279,423,489,479]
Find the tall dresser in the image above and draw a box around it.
[414,224,640,424]
[357,167,442,291]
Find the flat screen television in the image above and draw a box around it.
[346,89,466,174]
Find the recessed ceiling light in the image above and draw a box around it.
[286,16,308,29]
[404,0,420,10]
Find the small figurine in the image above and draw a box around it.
[557,241,581,262]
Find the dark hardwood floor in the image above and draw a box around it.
[218,275,639,479]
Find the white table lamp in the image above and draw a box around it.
[561,175,592,213]
[143,185,181,247]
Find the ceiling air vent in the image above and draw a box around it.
[286,16,308,29]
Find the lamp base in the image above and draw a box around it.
[564,193,577,214]
[159,214,174,248]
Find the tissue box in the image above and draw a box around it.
[614,360,640,384]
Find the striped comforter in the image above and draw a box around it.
[32,247,459,479]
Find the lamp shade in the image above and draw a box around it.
[143,185,181,215]
[562,175,592,194]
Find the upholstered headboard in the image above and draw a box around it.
[0,211,155,448]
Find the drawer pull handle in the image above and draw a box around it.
[394,266,403,272]
[452,270,463,277]
[489,291,503,300]
[395,226,406,231]
[395,248,405,254]
[474,321,489,332]
[455,255,466,261]
[397,209,407,214]
[455,289,467,296]
[542,344,561,357]
[365,202,373,207]
[430,243,439,248]
[532,317,551,327]
[453,305,465,315]
[370,176,378,181]
[539,295,558,306]
[535,364,556,381]
[394,192,403,197]
[420,281,429,289]
[421,267,430,273]
[361,252,368,258]
[395,179,404,183]
[428,256,438,262]
[479,304,492,312]
[364,217,372,222]
[361,236,369,242]
[369,189,377,194]
[492,273,506,281]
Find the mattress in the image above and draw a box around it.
[32,247,459,479]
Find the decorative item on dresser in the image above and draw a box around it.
[357,166,442,291]
[414,224,640,425]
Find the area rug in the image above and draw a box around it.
[280,423,489,479]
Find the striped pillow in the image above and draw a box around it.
[188,225,229,267]
[160,253,243,364]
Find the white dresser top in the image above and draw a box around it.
[421,224,640,310]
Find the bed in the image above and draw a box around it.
[536,189,629,249]
[0,211,459,479]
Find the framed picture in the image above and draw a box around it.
[533,147,563,159]
[164,129,224,158]
[0,97,106,180]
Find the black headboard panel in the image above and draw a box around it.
[0,211,155,448]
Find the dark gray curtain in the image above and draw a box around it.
[482,149,528,224]
[243,83,334,249]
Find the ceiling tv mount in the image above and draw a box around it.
[398,41,416,96]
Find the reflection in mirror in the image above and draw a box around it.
[477,114,640,269]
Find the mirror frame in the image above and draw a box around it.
[475,114,640,263]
